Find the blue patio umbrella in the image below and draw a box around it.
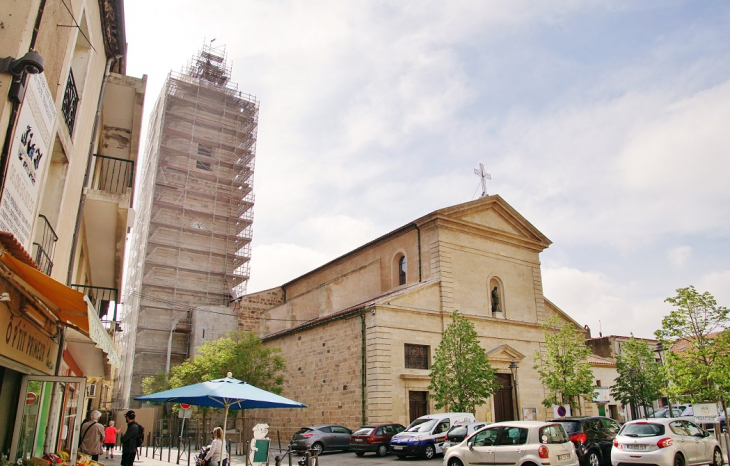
[135,373,306,456]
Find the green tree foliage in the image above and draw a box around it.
[142,330,286,394]
[428,311,500,413]
[610,335,664,415]
[655,286,729,403]
[533,316,595,412]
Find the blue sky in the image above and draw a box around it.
[124,0,730,338]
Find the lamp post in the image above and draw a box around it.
[629,369,638,420]
[655,342,673,417]
[510,360,520,421]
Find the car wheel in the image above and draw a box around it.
[674,453,685,466]
[713,448,722,466]
[447,459,464,466]
[376,445,388,457]
[311,442,324,455]
[422,443,436,459]
[355,451,365,457]
[587,451,600,466]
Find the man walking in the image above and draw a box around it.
[121,410,140,466]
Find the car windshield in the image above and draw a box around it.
[353,427,373,436]
[447,426,467,438]
[556,421,581,434]
[406,419,438,432]
[539,424,569,444]
[620,423,665,437]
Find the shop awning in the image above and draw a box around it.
[0,251,119,368]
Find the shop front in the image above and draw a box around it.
[0,242,118,466]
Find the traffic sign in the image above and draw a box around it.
[26,392,37,405]
[180,403,192,410]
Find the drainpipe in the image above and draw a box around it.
[414,224,422,282]
[361,310,366,425]
[66,54,122,285]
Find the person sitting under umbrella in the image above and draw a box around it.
[204,427,229,466]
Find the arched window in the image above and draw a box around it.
[490,277,504,316]
[399,256,407,285]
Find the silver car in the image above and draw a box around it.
[289,424,352,454]
[611,418,722,466]
[444,421,579,466]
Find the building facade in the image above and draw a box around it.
[117,45,259,407]
[237,195,589,437]
[0,0,145,462]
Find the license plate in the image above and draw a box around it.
[392,446,404,450]
[558,454,571,460]
[355,439,363,442]
[626,445,647,451]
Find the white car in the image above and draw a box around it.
[443,421,579,466]
[611,418,722,466]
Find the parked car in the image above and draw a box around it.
[349,423,405,457]
[443,420,579,466]
[611,418,722,466]
[649,408,685,418]
[549,416,621,466]
[442,422,490,452]
[289,424,352,454]
[390,412,476,459]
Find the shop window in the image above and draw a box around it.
[405,344,429,369]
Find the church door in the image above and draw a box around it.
[409,391,428,423]
[494,374,515,422]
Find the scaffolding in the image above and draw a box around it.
[117,44,258,406]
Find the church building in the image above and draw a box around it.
[238,195,588,435]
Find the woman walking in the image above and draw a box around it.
[203,427,228,466]
[104,421,118,459]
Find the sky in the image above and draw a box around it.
[123,0,730,339]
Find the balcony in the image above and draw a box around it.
[61,69,79,135]
[32,214,57,276]
[70,284,121,331]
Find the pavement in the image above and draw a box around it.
[98,446,437,466]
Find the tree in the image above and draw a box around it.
[533,316,595,413]
[610,335,664,418]
[428,311,500,413]
[655,286,729,403]
[142,330,286,393]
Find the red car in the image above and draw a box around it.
[350,423,405,457]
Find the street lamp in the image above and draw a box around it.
[629,369,638,420]
[655,342,673,417]
[510,360,520,421]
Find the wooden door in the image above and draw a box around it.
[494,374,514,422]
[409,391,428,423]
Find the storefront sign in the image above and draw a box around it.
[1,302,58,374]
[0,73,57,251]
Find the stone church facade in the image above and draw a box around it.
[238,195,587,436]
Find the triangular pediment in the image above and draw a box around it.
[421,195,551,251]
[486,344,526,363]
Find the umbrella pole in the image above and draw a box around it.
[221,404,229,466]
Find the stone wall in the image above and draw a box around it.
[237,287,285,331]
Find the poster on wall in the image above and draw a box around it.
[0,73,57,251]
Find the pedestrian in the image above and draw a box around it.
[104,420,118,459]
[203,427,228,466]
[121,410,140,466]
[79,410,105,461]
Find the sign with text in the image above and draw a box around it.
[0,302,58,374]
[0,73,57,250]
[693,403,719,424]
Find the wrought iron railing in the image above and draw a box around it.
[62,69,79,135]
[92,154,135,195]
[32,214,57,276]
[70,284,119,328]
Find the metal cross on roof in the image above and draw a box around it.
[474,163,491,197]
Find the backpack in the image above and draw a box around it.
[136,423,145,447]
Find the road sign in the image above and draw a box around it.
[180,403,191,410]
[26,392,37,405]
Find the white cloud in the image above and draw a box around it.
[697,270,730,307]
[668,246,693,267]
